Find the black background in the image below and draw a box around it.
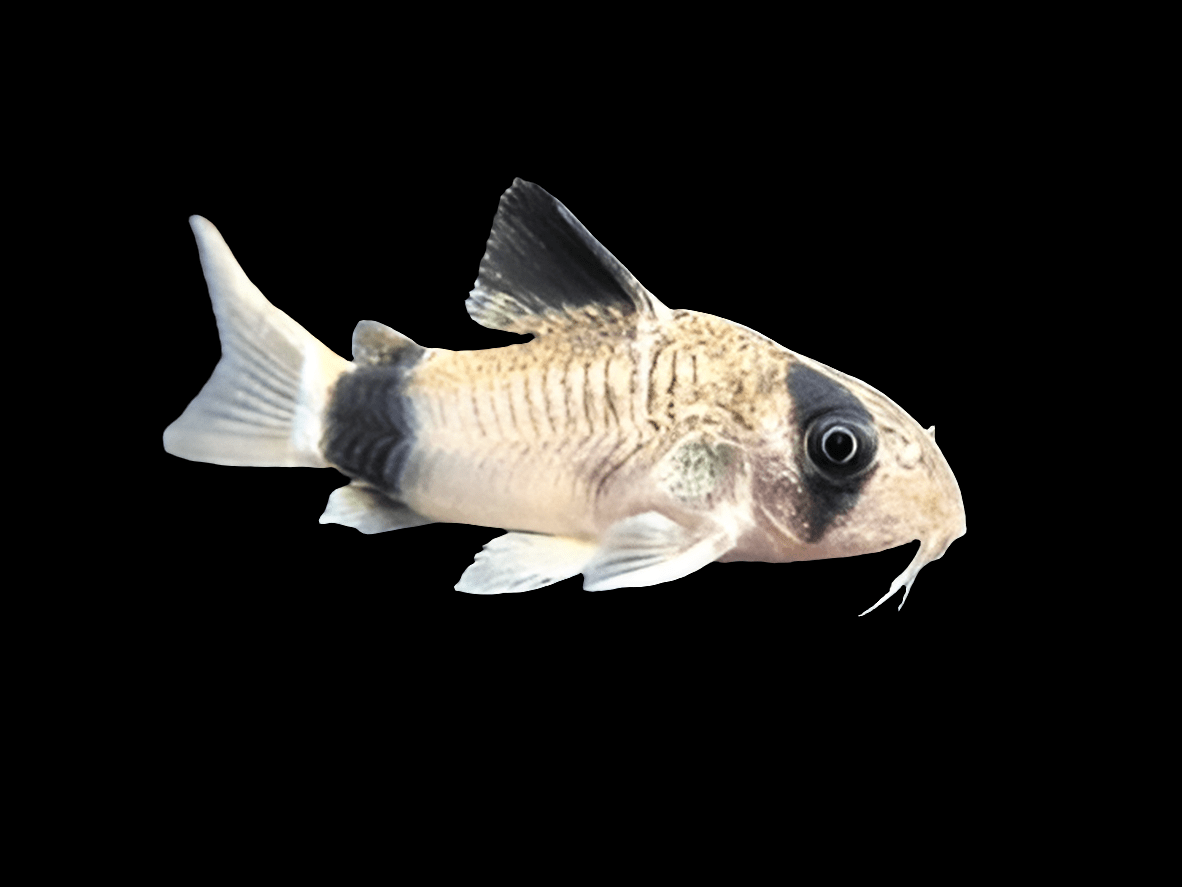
[32,27,1092,847]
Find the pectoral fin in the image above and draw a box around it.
[456,532,598,595]
[319,482,434,534]
[582,512,734,591]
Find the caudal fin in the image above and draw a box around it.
[163,216,351,467]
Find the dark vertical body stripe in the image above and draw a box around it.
[323,353,422,496]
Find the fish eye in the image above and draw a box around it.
[806,414,876,479]
[821,426,856,464]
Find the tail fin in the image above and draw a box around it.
[163,216,352,467]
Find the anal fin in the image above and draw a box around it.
[456,532,598,595]
[319,482,434,534]
[582,512,734,591]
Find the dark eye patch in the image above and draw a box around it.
[787,362,871,426]
[786,362,878,542]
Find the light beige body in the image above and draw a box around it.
[401,311,772,538]
[399,309,965,580]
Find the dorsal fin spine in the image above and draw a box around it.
[465,178,670,336]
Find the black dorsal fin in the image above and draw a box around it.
[465,179,670,336]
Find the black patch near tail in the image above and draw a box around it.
[321,332,424,497]
[787,363,878,543]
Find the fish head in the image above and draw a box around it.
[746,357,966,613]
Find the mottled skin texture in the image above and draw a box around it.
[397,307,965,571]
[402,310,774,537]
[744,357,966,566]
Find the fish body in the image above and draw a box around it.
[165,179,965,612]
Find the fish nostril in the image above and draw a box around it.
[897,440,922,469]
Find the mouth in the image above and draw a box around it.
[858,524,966,617]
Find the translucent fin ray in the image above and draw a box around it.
[163,216,351,467]
[582,512,734,591]
[456,532,598,594]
